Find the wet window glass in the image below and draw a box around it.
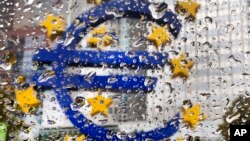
[0,0,249,141]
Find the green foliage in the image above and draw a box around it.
[0,89,23,140]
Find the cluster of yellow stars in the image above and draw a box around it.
[22,2,203,139]
[147,0,200,47]
[14,86,113,117]
[170,0,203,137]
[146,0,200,78]
[14,84,114,117]
[87,26,114,49]
[176,0,203,134]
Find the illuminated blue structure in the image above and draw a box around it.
[33,0,182,140]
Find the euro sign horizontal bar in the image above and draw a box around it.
[33,73,157,93]
[33,49,168,69]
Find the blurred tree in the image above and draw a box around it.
[218,95,250,140]
[0,87,23,140]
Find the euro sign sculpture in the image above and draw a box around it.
[33,0,182,140]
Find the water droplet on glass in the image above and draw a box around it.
[24,0,34,5]
[108,76,118,84]
[38,70,55,83]
[203,42,212,48]
[155,105,162,112]
[116,131,127,140]
[0,52,16,70]
[89,16,99,23]
[226,113,240,123]
[125,51,136,58]
[35,1,43,8]
[205,16,213,23]
[105,8,124,17]
[144,78,155,86]
[64,35,75,46]
[84,72,96,84]
[132,38,145,48]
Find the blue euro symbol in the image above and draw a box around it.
[33,0,182,140]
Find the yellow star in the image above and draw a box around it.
[65,134,85,141]
[147,25,172,48]
[92,26,107,35]
[176,137,183,141]
[16,75,26,85]
[65,134,70,141]
[87,0,102,5]
[40,14,66,39]
[88,26,114,48]
[2,51,17,65]
[102,34,114,46]
[170,53,194,78]
[88,37,101,47]
[77,135,85,141]
[15,87,41,113]
[176,0,200,20]
[87,94,112,117]
[183,104,207,128]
